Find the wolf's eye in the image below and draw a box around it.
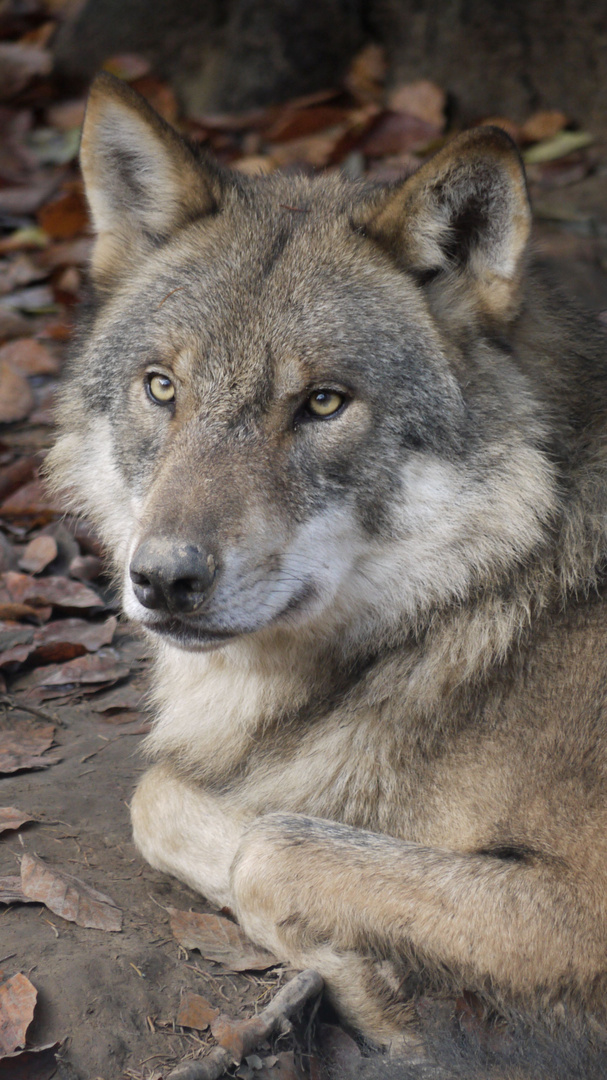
[146,373,175,405]
[305,390,345,418]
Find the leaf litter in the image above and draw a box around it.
[169,909,280,972]
[20,853,122,931]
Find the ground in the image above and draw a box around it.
[1,9,607,1080]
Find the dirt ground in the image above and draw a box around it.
[3,13,607,1080]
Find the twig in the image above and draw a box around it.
[166,968,323,1080]
[0,694,66,728]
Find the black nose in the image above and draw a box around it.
[129,538,217,614]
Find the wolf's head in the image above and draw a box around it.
[49,74,559,657]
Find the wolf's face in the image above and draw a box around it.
[50,76,556,654]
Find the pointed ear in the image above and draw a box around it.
[362,127,531,323]
[80,73,221,290]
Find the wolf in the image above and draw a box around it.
[48,72,607,1075]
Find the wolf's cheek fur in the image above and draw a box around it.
[47,416,143,565]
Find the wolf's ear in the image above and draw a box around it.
[80,73,221,290]
[362,127,531,323]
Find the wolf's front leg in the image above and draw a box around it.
[231,814,607,1043]
[131,764,246,909]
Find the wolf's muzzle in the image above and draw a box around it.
[129,538,217,615]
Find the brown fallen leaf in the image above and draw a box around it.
[0,808,36,834]
[177,993,220,1031]
[37,184,89,240]
[0,972,37,1055]
[20,853,122,931]
[0,361,33,424]
[0,571,104,612]
[360,110,440,157]
[0,616,117,670]
[169,909,279,971]
[0,720,59,774]
[89,681,143,713]
[387,80,446,129]
[0,339,59,377]
[0,456,38,505]
[12,649,129,702]
[521,109,568,143]
[18,535,58,575]
[0,479,60,528]
[266,105,352,142]
[0,625,33,650]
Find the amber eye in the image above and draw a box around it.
[146,373,175,405]
[305,390,345,418]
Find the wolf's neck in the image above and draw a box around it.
[143,582,543,782]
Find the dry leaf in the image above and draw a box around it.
[0,808,36,834]
[0,456,38,504]
[0,720,59,774]
[89,682,143,713]
[387,80,446,128]
[18,535,58,574]
[0,340,59,377]
[360,111,441,157]
[0,361,33,423]
[177,992,220,1030]
[0,616,117,669]
[0,876,34,904]
[0,572,104,612]
[0,479,59,527]
[37,186,89,240]
[521,109,568,143]
[266,105,352,142]
[0,972,37,1054]
[20,853,122,931]
[169,909,279,970]
[11,649,128,701]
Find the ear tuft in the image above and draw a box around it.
[80,73,222,289]
[362,127,531,322]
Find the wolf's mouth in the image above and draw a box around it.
[141,617,239,651]
[132,580,319,649]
